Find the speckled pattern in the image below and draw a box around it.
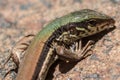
[0,0,120,80]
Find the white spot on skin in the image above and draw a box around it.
[74,17,80,20]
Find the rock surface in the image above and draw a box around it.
[0,0,120,80]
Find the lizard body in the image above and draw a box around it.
[16,9,115,80]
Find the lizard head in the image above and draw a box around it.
[55,9,115,45]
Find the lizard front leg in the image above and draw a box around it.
[55,40,94,62]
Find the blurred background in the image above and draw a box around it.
[0,0,120,80]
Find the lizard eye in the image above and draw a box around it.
[88,20,97,26]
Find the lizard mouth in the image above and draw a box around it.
[97,19,115,32]
[107,19,115,28]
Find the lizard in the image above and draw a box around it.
[12,9,115,80]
